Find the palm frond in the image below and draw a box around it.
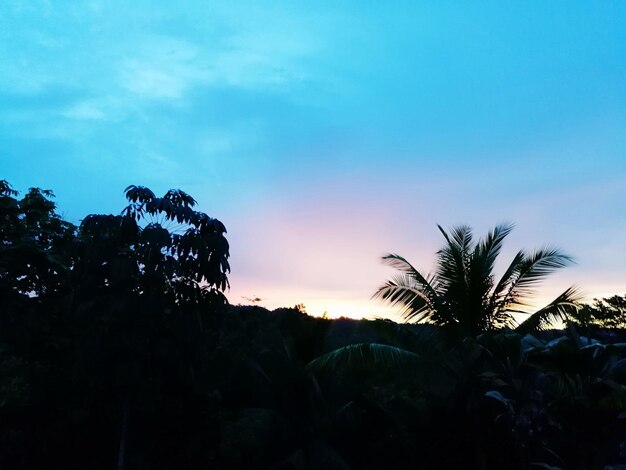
[368,320,448,356]
[375,254,438,322]
[459,224,515,331]
[502,247,574,312]
[472,223,514,280]
[375,225,575,335]
[372,276,433,322]
[307,343,422,373]
[434,225,473,296]
[515,286,582,334]
[380,253,438,298]
[438,224,473,251]
[490,250,525,311]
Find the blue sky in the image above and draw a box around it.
[2,1,626,319]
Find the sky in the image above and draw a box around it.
[2,1,626,321]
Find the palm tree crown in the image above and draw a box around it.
[373,223,579,336]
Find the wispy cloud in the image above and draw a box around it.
[119,37,202,99]
[2,1,626,318]
[117,31,319,102]
[62,101,107,120]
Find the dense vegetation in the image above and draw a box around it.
[1,181,625,469]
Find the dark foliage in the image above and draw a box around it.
[0,180,625,469]
[570,295,626,329]
[0,182,229,469]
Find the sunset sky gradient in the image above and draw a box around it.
[2,1,626,320]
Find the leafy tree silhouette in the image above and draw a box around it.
[71,185,231,469]
[0,181,75,299]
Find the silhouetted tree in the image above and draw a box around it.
[373,224,579,336]
[571,295,626,329]
[71,185,230,469]
[0,181,77,468]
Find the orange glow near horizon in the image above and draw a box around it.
[225,195,624,324]
[228,282,403,321]
[227,277,623,323]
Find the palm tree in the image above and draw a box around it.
[373,223,579,336]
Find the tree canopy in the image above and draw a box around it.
[1,181,624,469]
[374,224,579,336]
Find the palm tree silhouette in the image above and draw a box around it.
[373,223,579,335]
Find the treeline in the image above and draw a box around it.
[1,181,625,469]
